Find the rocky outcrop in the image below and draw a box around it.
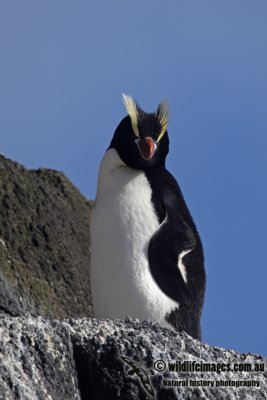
[0,316,266,400]
[0,155,93,319]
[0,155,266,400]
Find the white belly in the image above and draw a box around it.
[90,149,177,328]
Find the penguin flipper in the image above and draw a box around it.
[148,190,196,304]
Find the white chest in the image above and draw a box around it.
[90,149,177,327]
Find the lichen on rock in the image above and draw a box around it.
[0,155,93,319]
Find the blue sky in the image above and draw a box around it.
[1,1,266,356]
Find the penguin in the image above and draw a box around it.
[90,95,205,340]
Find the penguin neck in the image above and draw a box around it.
[101,148,166,173]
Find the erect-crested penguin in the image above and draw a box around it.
[90,95,206,339]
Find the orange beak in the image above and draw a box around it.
[136,137,157,160]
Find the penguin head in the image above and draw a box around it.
[109,94,170,170]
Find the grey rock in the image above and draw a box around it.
[0,316,266,400]
[0,316,79,400]
[0,155,93,319]
[0,155,266,399]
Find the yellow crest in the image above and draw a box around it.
[122,94,170,142]
[122,94,140,137]
[156,100,169,143]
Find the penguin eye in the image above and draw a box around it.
[131,130,138,139]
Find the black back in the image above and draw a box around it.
[145,166,205,339]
